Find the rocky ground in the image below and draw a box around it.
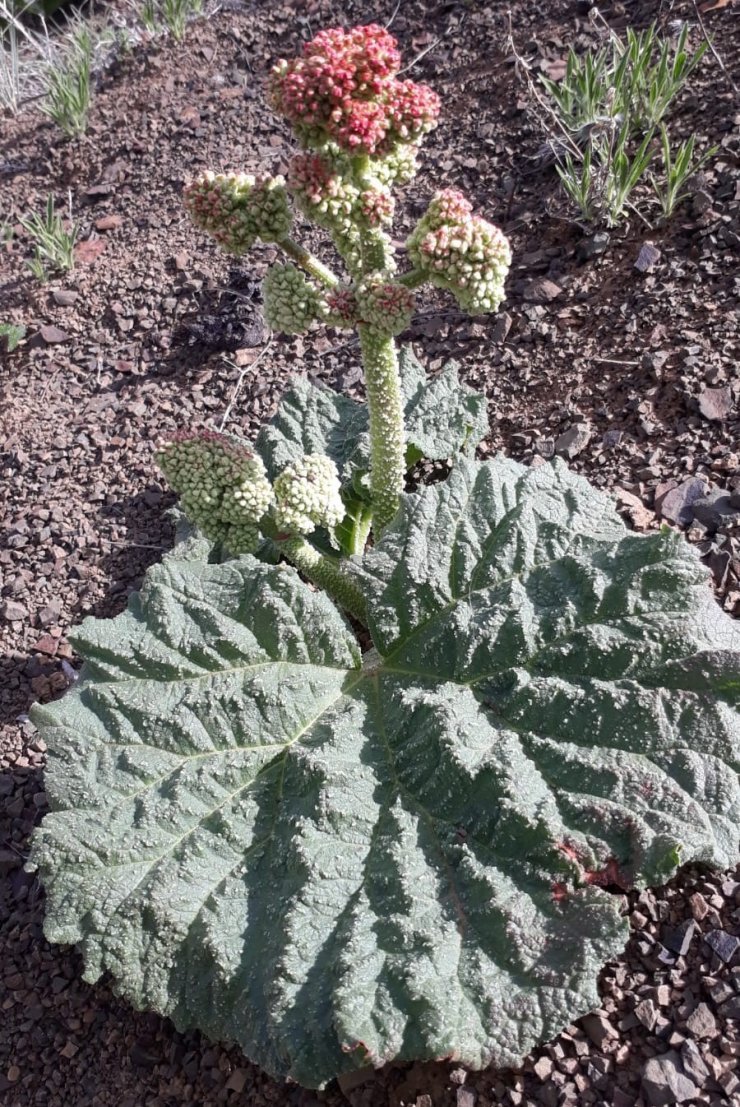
[1,0,740,1103]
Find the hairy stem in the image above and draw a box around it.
[276,237,340,289]
[281,537,367,623]
[358,324,405,534]
[397,268,427,289]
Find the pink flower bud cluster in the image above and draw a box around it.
[288,153,395,238]
[287,153,358,235]
[183,171,292,255]
[407,188,512,315]
[356,276,415,336]
[359,186,394,227]
[269,24,440,157]
[324,285,359,329]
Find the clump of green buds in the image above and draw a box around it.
[156,431,274,554]
[407,188,512,314]
[183,172,293,255]
[157,434,346,546]
[263,264,324,334]
[273,454,345,536]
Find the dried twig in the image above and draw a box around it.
[690,0,738,94]
[385,0,402,31]
[218,334,274,430]
[505,10,584,163]
[397,35,444,74]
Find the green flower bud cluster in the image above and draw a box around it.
[263,264,324,334]
[183,171,293,255]
[373,144,419,187]
[355,276,415,336]
[273,454,345,536]
[156,431,273,554]
[407,188,512,315]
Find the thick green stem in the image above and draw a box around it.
[351,506,374,555]
[281,537,367,624]
[397,268,428,289]
[277,236,339,289]
[358,324,405,534]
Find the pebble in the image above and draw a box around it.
[691,491,739,532]
[1,599,28,621]
[685,1002,717,1039]
[580,1011,617,1048]
[39,324,69,344]
[522,277,562,303]
[663,919,696,957]
[641,1051,698,1105]
[704,929,740,964]
[634,241,661,273]
[655,477,709,527]
[554,423,592,459]
[698,385,733,422]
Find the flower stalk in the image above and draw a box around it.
[280,537,367,623]
[177,22,511,572]
[358,325,406,532]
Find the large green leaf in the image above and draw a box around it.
[256,345,488,484]
[30,458,740,1088]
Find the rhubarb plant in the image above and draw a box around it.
[30,24,740,1091]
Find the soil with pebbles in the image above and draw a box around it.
[1,0,740,1104]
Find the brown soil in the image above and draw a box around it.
[1,0,739,1105]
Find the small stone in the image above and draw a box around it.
[1,599,27,621]
[689,892,709,920]
[7,1066,20,1083]
[523,277,562,303]
[52,290,78,306]
[33,634,58,656]
[576,231,610,262]
[708,980,734,1004]
[416,1097,432,1107]
[698,386,733,422]
[704,929,740,964]
[691,491,739,532]
[635,998,659,1031]
[39,324,69,344]
[718,995,740,1019]
[580,1011,617,1048]
[635,241,661,272]
[656,477,709,527]
[492,311,512,344]
[663,919,696,957]
[174,251,189,270]
[685,1002,717,1039]
[641,1051,698,1105]
[613,1091,633,1107]
[457,1090,475,1107]
[555,423,592,460]
[533,1056,553,1081]
[224,1069,248,1093]
[680,1040,710,1084]
[95,214,123,231]
[615,486,654,530]
[59,1040,78,1058]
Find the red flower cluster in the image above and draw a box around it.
[269,24,440,156]
[360,186,394,226]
